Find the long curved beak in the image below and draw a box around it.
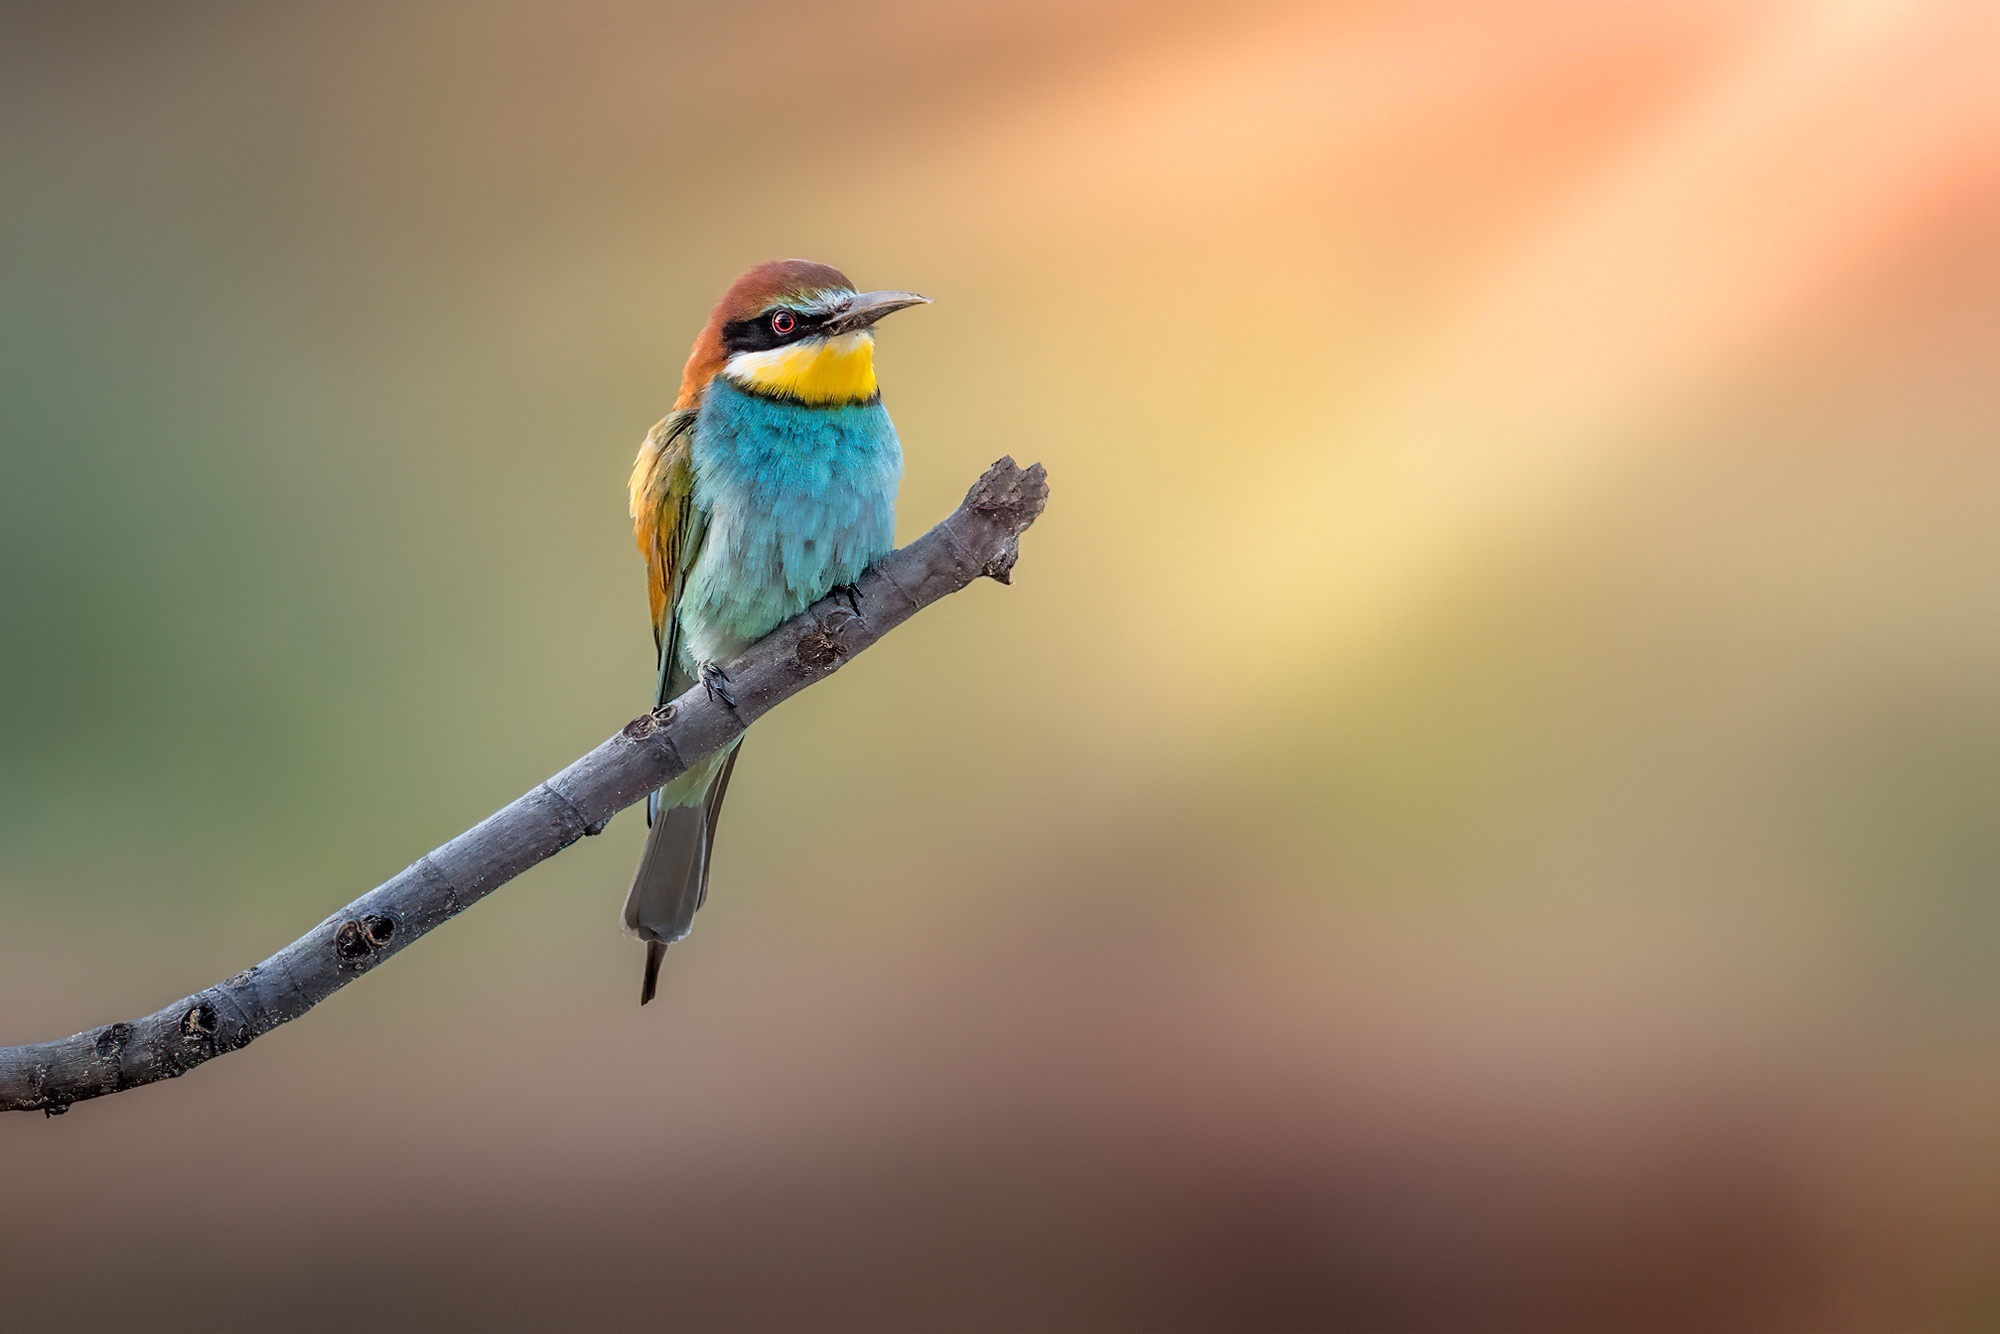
[826,289,931,335]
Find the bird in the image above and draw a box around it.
[624,259,929,1004]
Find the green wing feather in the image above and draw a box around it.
[628,409,704,709]
[628,409,706,826]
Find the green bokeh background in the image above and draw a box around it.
[4,3,1998,1329]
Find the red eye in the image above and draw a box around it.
[769,310,797,335]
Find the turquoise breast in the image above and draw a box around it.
[678,376,902,668]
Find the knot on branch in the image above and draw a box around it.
[796,632,843,671]
[180,1002,217,1040]
[333,913,397,964]
[93,1023,131,1058]
[621,703,675,741]
[983,536,1022,585]
[797,606,864,672]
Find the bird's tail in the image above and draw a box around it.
[623,742,740,1005]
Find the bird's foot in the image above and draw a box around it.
[833,582,864,616]
[699,661,737,709]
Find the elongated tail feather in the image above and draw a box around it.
[641,940,666,1005]
[624,743,741,1005]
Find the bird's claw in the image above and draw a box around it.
[834,582,863,616]
[699,662,737,709]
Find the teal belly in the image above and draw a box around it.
[677,377,902,669]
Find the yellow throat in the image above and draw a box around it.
[722,331,878,405]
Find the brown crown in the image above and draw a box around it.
[675,259,855,408]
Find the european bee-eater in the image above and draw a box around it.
[625,259,929,1003]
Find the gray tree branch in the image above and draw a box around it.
[1,457,1048,1116]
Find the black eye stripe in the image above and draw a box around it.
[721,304,827,354]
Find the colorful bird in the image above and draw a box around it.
[625,259,929,1003]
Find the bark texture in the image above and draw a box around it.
[0,458,1048,1116]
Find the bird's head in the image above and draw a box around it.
[676,259,930,409]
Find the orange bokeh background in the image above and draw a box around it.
[3,3,1997,1328]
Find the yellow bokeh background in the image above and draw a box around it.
[3,2,1997,1327]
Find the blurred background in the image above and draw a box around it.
[2,1,1997,1329]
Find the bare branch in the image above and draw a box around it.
[1,458,1049,1116]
